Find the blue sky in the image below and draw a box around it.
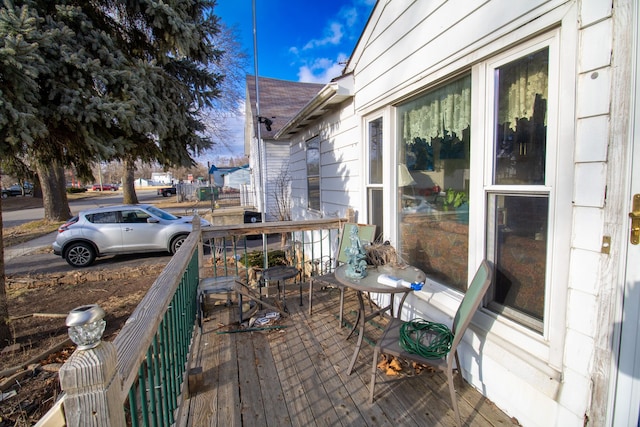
[201,0,375,162]
[215,0,376,83]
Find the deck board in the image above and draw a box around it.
[184,284,518,427]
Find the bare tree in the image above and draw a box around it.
[271,164,292,221]
[271,165,292,249]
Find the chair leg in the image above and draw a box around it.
[308,279,314,315]
[454,352,464,387]
[447,367,462,427]
[369,347,380,404]
[339,287,345,328]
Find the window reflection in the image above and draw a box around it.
[397,75,471,291]
[494,48,548,185]
[487,194,548,331]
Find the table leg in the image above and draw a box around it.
[347,291,366,375]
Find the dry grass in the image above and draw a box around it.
[3,220,63,248]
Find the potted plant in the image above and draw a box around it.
[442,188,467,211]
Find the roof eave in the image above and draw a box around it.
[273,75,354,140]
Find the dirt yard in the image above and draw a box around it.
[0,264,159,425]
[0,193,214,425]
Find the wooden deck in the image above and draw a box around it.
[181,284,517,427]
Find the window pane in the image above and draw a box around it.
[397,75,471,291]
[306,137,320,211]
[494,48,548,185]
[368,187,384,241]
[486,194,548,332]
[307,177,320,211]
[87,212,118,223]
[369,118,383,184]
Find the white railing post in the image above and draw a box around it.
[59,342,124,426]
[58,305,125,426]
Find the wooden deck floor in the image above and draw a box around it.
[181,284,517,427]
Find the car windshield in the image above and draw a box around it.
[145,205,179,221]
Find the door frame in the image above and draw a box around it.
[611,1,640,424]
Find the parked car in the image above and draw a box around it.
[92,183,119,191]
[52,204,211,267]
[157,186,177,197]
[1,183,33,198]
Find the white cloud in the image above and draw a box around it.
[303,22,344,50]
[340,7,358,28]
[297,53,349,84]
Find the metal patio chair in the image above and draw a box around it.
[369,260,493,427]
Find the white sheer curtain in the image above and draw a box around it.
[401,77,471,144]
[497,48,548,129]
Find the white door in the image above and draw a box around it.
[612,5,640,424]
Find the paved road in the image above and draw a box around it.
[1,189,160,228]
[2,190,271,276]
[2,189,180,274]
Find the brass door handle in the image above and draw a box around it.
[630,194,640,245]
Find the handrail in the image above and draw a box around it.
[114,233,199,397]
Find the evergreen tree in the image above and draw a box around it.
[0,0,225,346]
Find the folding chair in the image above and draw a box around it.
[369,260,493,427]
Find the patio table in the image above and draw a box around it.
[335,264,426,375]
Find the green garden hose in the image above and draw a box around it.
[399,319,453,359]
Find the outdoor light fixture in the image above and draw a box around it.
[258,116,273,132]
[66,304,106,350]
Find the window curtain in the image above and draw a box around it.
[497,48,548,130]
[401,77,472,145]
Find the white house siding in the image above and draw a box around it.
[248,137,286,220]
[290,98,361,222]
[300,0,635,426]
[248,134,263,213]
[262,140,291,221]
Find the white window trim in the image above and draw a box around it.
[402,29,571,378]
[306,136,321,212]
[364,115,384,189]
[481,29,568,371]
[363,108,395,241]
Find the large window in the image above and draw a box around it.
[397,75,471,291]
[486,47,550,333]
[395,35,559,337]
[306,137,320,211]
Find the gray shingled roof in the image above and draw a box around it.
[246,75,324,139]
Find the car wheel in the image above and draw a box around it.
[170,235,188,254]
[1,192,7,199]
[65,242,96,267]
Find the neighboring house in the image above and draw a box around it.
[150,172,173,185]
[207,165,250,189]
[222,165,250,190]
[245,76,324,220]
[264,1,639,426]
[134,178,152,187]
[208,165,233,187]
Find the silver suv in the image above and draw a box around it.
[52,204,210,267]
